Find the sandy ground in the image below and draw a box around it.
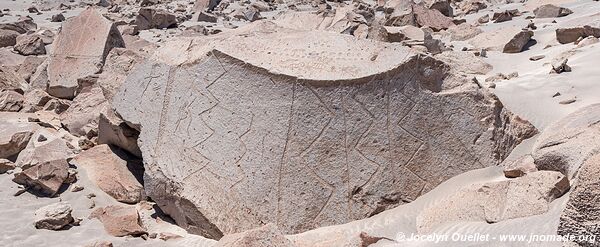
[0,0,598,246]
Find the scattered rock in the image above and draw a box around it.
[158,232,183,241]
[98,109,141,157]
[135,8,178,30]
[559,99,576,105]
[576,36,599,48]
[51,13,66,22]
[503,155,538,178]
[477,14,489,24]
[0,65,29,93]
[72,144,144,204]
[551,58,571,74]
[529,55,545,61]
[60,86,108,137]
[195,11,218,23]
[534,4,573,18]
[34,202,74,230]
[0,29,19,48]
[556,26,600,44]
[13,159,70,196]
[0,120,38,159]
[14,34,46,56]
[503,30,533,53]
[0,158,15,173]
[15,128,75,169]
[90,205,147,237]
[0,90,24,111]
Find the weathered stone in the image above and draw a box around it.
[533,104,600,177]
[98,109,142,157]
[83,241,113,247]
[97,48,145,101]
[425,0,452,17]
[14,34,46,56]
[0,158,15,173]
[0,90,24,111]
[534,4,573,18]
[558,154,600,246]
[503,155,537,178]
[576,36,599,48]
[113,22,536,237]
[556,26,600,44]
[15,128,75,169]
[0,29,19,48]
[90,205,147,237]
[60,86,108,137]
[47,8,125,99]
[72,145,144,203]
[193,0,221,12]
[13,159,70,196]
[33,202,74,230]
[417,171,569,233]
[215,224,295,247]
[51,13,66,22]
[493,11,513,23]
[0,120,38,159]
[503,30,533,53]
[477,14,489,24]
[196,11,218,23]
[551,58,571,74]
[21,89,54,113]
[0,66,29,93]
[17,56,46,82]
[386,4,454,31]
[135,8,178,30]
[0,17,37,34]
[446,23,482,41]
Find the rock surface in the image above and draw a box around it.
[13,159,70,196]
[47,8,124,99]
[33,202,74,230]
[215,224,296,247]
[114,22,536,237]
[90,205,147,237]
[534,4,573,18]
[72,145,144,203]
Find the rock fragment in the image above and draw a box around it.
[14,34,46,55]
[72,145,144,203]
[0,158,15,173]
[13,159,70,196]
[0,120,38,159]
[503,30,533,53]
[551,58,571,74]
[534,4,573,18]
[34,202,74,230]
[215,224,295,247]
[556,26,600,44]
[0,90,24,111]
[90,205,147,237]
[135,8,178,30]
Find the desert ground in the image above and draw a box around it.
[0,0,599,246]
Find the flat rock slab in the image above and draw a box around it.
[47,8,124,99]
[114,21,535,238]
[0,120,39,159]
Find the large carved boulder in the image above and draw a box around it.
[113,21,536,238]
[47,8,124,99]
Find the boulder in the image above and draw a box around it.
[470,26,527,51]
[492,11,513,23]
[558,154,600,246]
[416,171,569,233]
[60,86,108,137]
[387,4,454,31]
[0,17,37,34]
[113,22,536,237]
[0,66,29,93]
[14,34,46,56]
[17,56,46,82]
[556,26,600,44]
[446,23,482,41]
[135,8,178,30]
[0,158,15,173]
[0,120,39,159]
[13,159,70,196]
[97,48,145,101]
[533,104,600,178]
[193,0,221,12]
[0,29,19,48]
[424,0,452,17]
[98,109,142,157]
[215,224,295,247]
[21,89,54,113]
[196,11,218,23]
[72,145,144,203]
[0,90,24,111]
[33,202,74,230]
[15,128,75,169]
[47,8,125,99]
[534,4,573,18]
[503,30,533,53]
[90,205,147,237]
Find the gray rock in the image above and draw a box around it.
[34,202,74,230]
[13,159,70,196]
[534,4,573,18]
[14,34,46,56]
[556,26,600,44]
[135,8,178,30]
[503,30,533,53]
[0,29,19,48]
[47,8,125,99]
[113,23,536,237]
[0,90,24,112]
[0,120,39,159]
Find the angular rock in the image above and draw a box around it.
[215,224,295,247]
[0,90,24,111]
[577,36,599,48]
[0,120,39,159]
[0,66,29,93]
[551,58,571,74]
[196,11,218,23]
[60,86,108,137]
[72,145,144,203]
[21,89,54,113]
[15,128,75,169]
[13,159,70,196]
[51,13,66,22]
[558,153,600,246]
[492,11,513,23]
[98,109,141,157]
[0,17,37,34]
[534,4,573,18]
[14,34,46,56]
[417,171,569,233]
[0,158,15,173]
[90,205,147,237]
[34,202,74,230]
[17,56,46,82]
[503,155,537,178]
[0,29,19,48]
[135,8,178,30]
[503,30,533,53]
[114,22,536,237]
[446,23,482,41]
[556,26,600,44]
[193,0,221,12]
[97,48,145,101]
[533,104,600,177]
[47,8,125,99]
[387,4,454,31]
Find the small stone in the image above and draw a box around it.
[51,13,65,22]
[559,99,576,105]
[34,202,74,230]
[71,185,84,192]
[529,55,545,61]
[551,58,571,74]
